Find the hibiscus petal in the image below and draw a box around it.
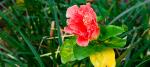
[77,36,89,47]
[83,12,95,27]
[66,5,79,18]
[79,3,96,18]
[91,28,100,40]
[64,26,73,34]
[67,15,87,36]
[67,14,83,25]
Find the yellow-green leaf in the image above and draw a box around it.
[90,48,116,67]
[60,39,76,63]
[16,0,24,4]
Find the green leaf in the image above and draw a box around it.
[100,25,125,40]
[60,39,76,64]
[60,35,125,64]
[104,37,126,48]
[73,44,104,60]
[73,45,94,60]
[60,38,105,63]
[97,16,104,21]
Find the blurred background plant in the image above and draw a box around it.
[0,0,150,67]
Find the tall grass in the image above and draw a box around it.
[0,0,150,67]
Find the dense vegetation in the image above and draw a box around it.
[0,0,150,67]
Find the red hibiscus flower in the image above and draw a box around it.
[64,3,100,46]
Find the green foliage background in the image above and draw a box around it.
[0,0,150,67]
